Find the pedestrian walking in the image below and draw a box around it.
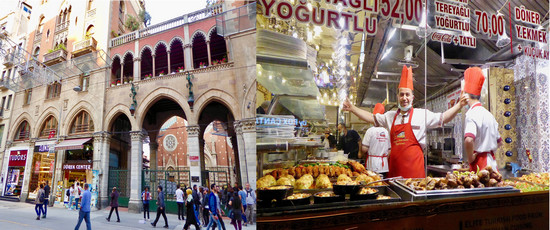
[229,191,244,230]
[35,184,45,220]
[244,183,256,225]
[237,185,247,225]
[151,185,168,228]
[106,187,120,222]
[69,184,75,210]
[183,188,200,230]
[215,184,226,230]
[206,184,222,230]
[74,183,91,230]
[202,188,210,227]
[75,182,82,210]
[142,186,152,221]
[43,181,50,218]
[175,184,185,221]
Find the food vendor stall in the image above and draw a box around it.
[256,0,549,229]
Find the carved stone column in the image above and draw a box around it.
[234,118,256,188]
[186,125,201,186]
[120,62,124,83]
[99,133,111,209]
[128,131,144,213]
[225,37,231,62]
[149,141,158,170]
[206,40,212,66]
[152,54,156,77]
[133,57,141,81]
[167,50,171,74]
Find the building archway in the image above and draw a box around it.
[107,113,132,207]
[169,38,184,73]
[140,47,152,79]
[154,43,168,76]
[111,56,121,84]
[209,28,227,64]
[122,52,134,83]
[198,101,239,187]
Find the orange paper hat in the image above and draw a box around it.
[399,65,413,90]
[463,67,485,96]
[373,103,385,115]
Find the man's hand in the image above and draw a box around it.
[342,98,354,112]
[213,215,218,220]
[459,92,468,107]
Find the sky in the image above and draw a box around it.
[145,0,207,25]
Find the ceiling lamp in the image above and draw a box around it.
[495,13,511,48]
[416,3,432,38]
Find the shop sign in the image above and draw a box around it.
[35,145,50,152]
[256,117,308,127]
[62,163,92,170]
[189,156,200,162]
[446,88,461,110]
[512,6,549,60]
[9,150,28,167]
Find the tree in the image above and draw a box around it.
[125,14,140,31]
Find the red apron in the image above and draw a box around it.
[469,151,498,173]
[388,108,426,178]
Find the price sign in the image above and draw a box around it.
[474,10,506,38]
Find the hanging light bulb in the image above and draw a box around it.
[496,13,510,48]
[416,4,432,38]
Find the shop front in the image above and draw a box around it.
[53,138,93,205]
[2,150,28,200]
[27,142,56,201]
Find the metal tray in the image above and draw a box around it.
[390,179,520,201]
[257,185,401,217]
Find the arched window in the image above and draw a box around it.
[33,47,40,59]
[85,25,95,39]
[70,111,94,134]
[39,116,58,138]
[209,28,227,65]
[15,120,30,140]
[192,33,208,68]
[38,16,44,32]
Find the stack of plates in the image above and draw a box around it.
[257,115,297,139]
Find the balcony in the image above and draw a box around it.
[43,49,68,66]
[0,80,8,90]
[72,37,97,58]
[34,32,42,43]
[86,8,96,19]
[3,53,14,67]
[55,21,69,34]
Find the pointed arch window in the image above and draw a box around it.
[15,120,30,140]
[40,116,58,138]
[70,111,94,134]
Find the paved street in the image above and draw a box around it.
[0,200,256,230]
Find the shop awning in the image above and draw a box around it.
[54,138,92,151]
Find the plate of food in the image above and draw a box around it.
[313,191,344,204]
[350,187,379,200]
[280,193,312,206]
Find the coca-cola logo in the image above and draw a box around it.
[431,32,454,43]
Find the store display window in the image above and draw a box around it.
[4,150,28,197]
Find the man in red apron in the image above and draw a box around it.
[361,103,390,175]
[344,66,467,178]
[462,67,502,172]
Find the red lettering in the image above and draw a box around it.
[260,0,276,17]
[295,5,310,22]
[311,7,325,26]
[327,9,340,29]
[277,2,292,20]
[365,16,377,35]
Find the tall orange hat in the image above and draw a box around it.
[399,65,413,90]
[463,67,485,96]
[373,103,385,115]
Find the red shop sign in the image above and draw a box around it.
[62,163,92,171]
[9,150,28,167]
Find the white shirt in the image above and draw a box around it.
[362,126,390,173]
[70,187,77,196]
[175,188,184,203]
[374,108,443,149]
[464,103,501,153]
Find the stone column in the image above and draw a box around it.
[225,37,231,62]
[128,131,143,213]
[99,133,111,209]
[167,50,171,74]
[206,40,211,66]
[20,139,36,202]
[50,137,65,206]
[91,132,104,210]
[234,118,256,188]
[133,57,141,81]
[186,44,194,69]
[120,62,124,83]
[186,125,201,186]
[152,54,156,77]
[149,141,158,170]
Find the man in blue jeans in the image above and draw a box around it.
[74,183,91,230]
[43,181,50,218]
[206,183,222,230]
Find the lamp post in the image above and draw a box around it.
[186,72,195,110]
[129,82,138,116]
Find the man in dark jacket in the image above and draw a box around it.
[106,187,120,222]
[152,185,168,228]
[337,124,362,160]
[192,185,201,211]
[43,181,50,218]
[206,184,223,230]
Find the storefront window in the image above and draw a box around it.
[4,150,28,197]
[28,150,55,200]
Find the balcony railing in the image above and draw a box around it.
[0,80,8,90]
[72,37,97,58]
[216,2,256,36]
[34,32,42,42]
[110,3,227,47]
[55,21,69,33]
[3,53,14,67]
[86,8,96,18]
[43,49,67,66]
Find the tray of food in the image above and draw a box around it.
[257,185,401,216]
[505,172,549,192]
[390,166,520,201]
